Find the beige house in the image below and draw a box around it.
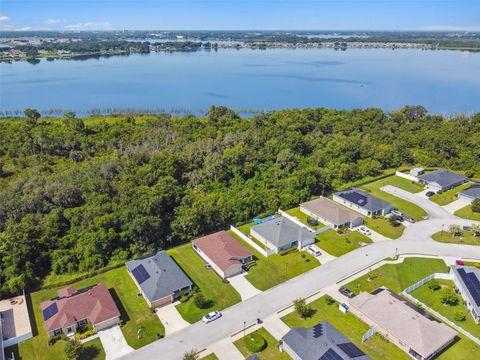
[349,288,456,360]
[300,196,364,229]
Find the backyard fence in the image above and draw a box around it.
[229,225,275,257]
[277,209,331,235]
[395,171,420,183]
[402,272,452,294]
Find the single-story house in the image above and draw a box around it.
[282,320,371,360]
[250,217,315,253]
[410,168,424,177]
[0,294,33,348]
[418,170,467,193]
[333,188,393,217]
[300,196,364,229]
[451,265,480,323]
[192,230,253,279]
[459,184,480,203]
[40,283,121,338]
[349,288,456,360]
[126,251,193,308]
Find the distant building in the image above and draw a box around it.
[126,251,193,308]
[0,293,33,351]
[281,320,371,360]
[250,217,315,253]
[459,184,480,203]
[300,196,364,229]
[349,288,456,360]
[451,265,480,323]
[418,170,467,193]
[410,168,424,177]
[192,230,253,279]
[333,188,393,217]
[40,283,120,338]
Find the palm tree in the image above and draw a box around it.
[183,349,199,360]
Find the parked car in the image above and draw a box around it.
[425,191,435,197]
[307,218,319,226]
[306,245,321,257]
[357,226,372,236]
[202,311,222,323]
[338,287,355,298]
[391,210,403,217]
[455,260,465,266]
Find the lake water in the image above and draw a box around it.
[1,48,479,115]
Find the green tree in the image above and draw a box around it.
[24,108,41,125]
[182,350,199,360]
[64,338,83,360]
[472,199,480,213]
[440,288,459,306]
[449,224,463,237]
[454,309,467,321]
[472,224,480,237]
[293,297,312,319]
[193,292,211,309]
[389,214,400,226]
[428,280,441,291]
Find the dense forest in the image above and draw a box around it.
[0,106,479,295]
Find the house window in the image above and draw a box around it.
[77,319,87,327]
[54,328,62,336]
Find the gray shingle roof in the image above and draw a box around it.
[334,188,391,212]
[418,170,467,188]
[460,184,480,200]
[126,251,192,302]
[282,321,371,360]
[251,217,315,248]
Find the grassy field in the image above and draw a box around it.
[17,266,163,359]
[315,229,372,257]
[364,217,405,239]
[344,257,449,295]
[282,296,408,360]
[432,230,480,246]
[430,183,472,206]
[228,230,320,291]
[168,244,241,323]
[373,175,425,193]
[201,353,219,360]
[284,207,326,230]
[455,205,480,221]
[233,327,291,360]
[360,178,427,221]
[410,280,480,360]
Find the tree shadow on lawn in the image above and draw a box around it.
[109,288,131,324]
[79,343,102,360]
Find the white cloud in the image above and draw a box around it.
[46,19,61,24]
[419,25,480,32]
[64,22,112,30]
[0,15,9,21]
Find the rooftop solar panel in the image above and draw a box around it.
[42,303,58,321]
[320,348,344,360]
[313,323,323,338]
[338,342,365,358]
[458,268,480,307]
[340,191,368,207]
[132,264,150,285]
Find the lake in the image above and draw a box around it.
[1,48,479,115]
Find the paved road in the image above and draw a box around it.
[123,187,480,360]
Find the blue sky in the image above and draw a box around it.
[1,0,479,31]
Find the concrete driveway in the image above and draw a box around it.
[156,302,190,336]
[443,199,469,214]
[229,273,261,300]
[362,227,390,242]
[99,325,134,360]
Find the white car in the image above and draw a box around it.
[357,226,372,236]
[306,245,321,257]
[202,311,222,323]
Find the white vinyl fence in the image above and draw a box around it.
[230,225,275,257]
[278,209,331,235]
[395,171,420,183]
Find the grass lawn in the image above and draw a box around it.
[455,205,480,221]
[234,327,290,360]
[284,207,326,230]
[237,222,270,250]
[375,175,425,193]
[409,280,480,360]
[201,353,219,360]
[430,183,472,206]
[17,266,164,360]
[432,230,480,246]
[344,257,449,295]
[360,179,427,221]
[315,229,372,257]
[364,216,405,239]
[228,230,320,291]
[168,244,241,323]
[282,296,408,360]
[80,338,106,360]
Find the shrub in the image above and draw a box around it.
[454,310,467,321]
[74,328,95,340]
[194,292,212,309]
[182,349,199,360]
[428,280,441,291]
[324,295,335,305]
[244,332,267,353]
[293,298,314,318]
[389,214,400,226]
[472,199,480,213]
[440,288,459,306]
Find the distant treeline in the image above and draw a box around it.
[0,105,479,296]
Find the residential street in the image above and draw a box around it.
[122,187,480,360]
